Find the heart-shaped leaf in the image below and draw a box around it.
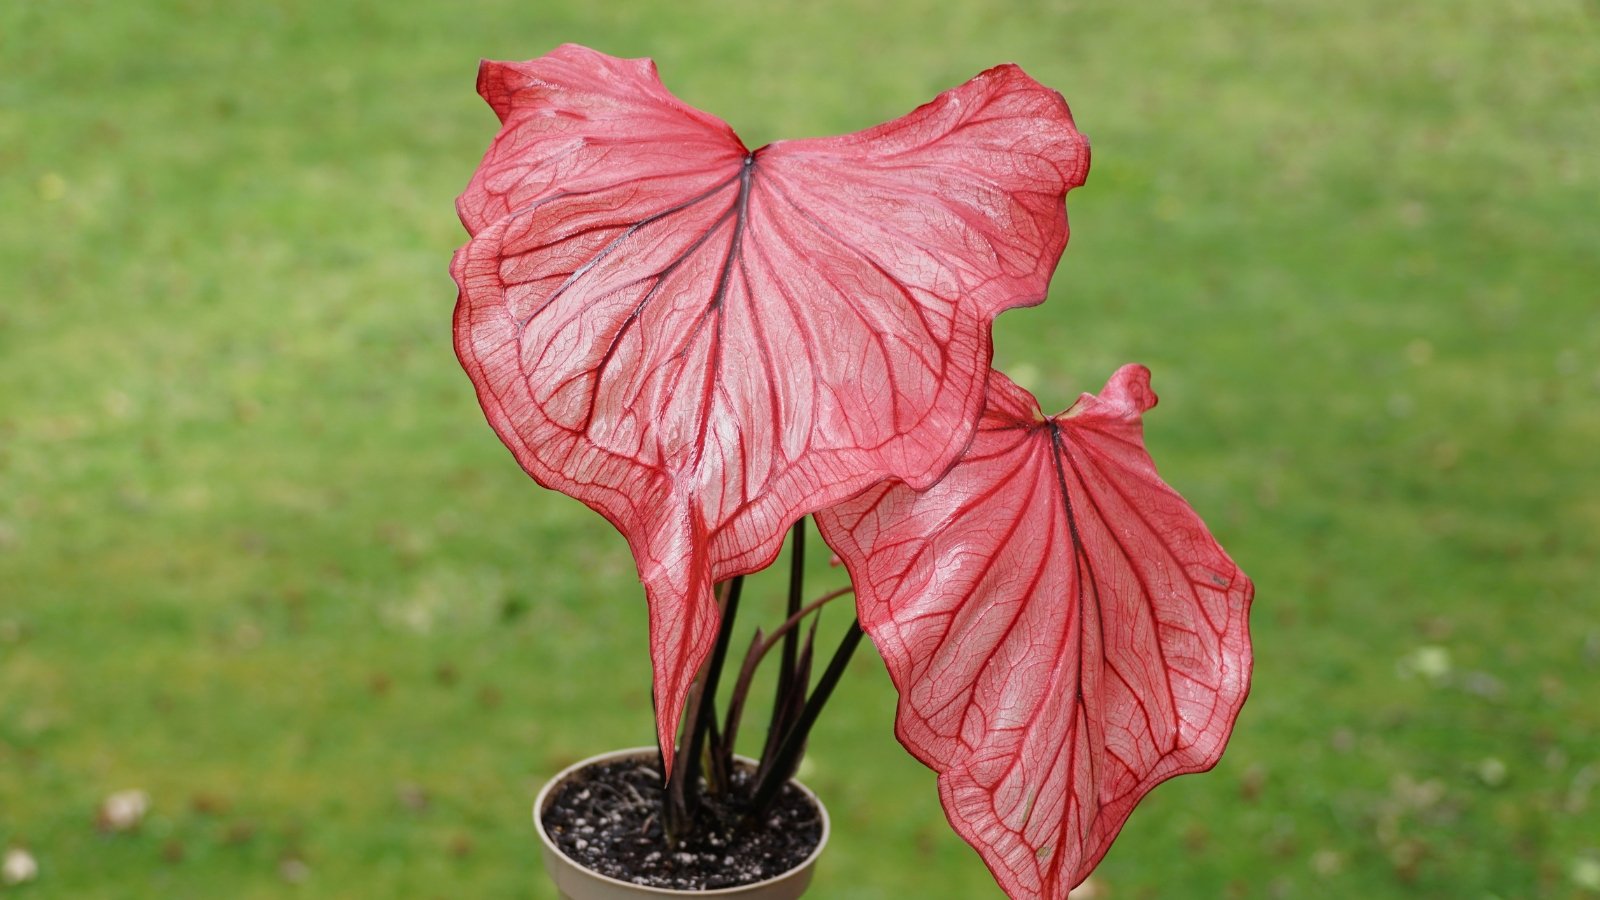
[452,45,1090,766]
[815,366,1253,897]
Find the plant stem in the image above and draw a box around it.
[781,519,805,677]
[749,618,864,815]
[662,519,862,836]
[721,587,852,754]
[759,587,854,658]
[760,519,808,769]
[692,575,743,783]
[664,575,743,843]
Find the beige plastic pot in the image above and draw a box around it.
[534,747,829,900]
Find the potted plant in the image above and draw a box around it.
[452,44,1253,899]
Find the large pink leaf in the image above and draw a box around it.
[452,44,1089,767]
[815,366,1253,898]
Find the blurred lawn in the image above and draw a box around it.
[3,0,1598,897]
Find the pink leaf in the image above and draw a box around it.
[815,366,1253,898]
[452,45,1089,768]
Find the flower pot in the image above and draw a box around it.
[534,747,829,900]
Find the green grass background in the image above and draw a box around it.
[3,0,1598,897]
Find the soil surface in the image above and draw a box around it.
[541,757,823,890]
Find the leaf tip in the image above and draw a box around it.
[1061,363,1157,421]
[1108,362,1157,412]
[476,58,520,122]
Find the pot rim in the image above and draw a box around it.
[533,746,830,897]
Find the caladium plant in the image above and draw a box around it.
[453,43,1252,898]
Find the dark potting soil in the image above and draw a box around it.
[541,757,823,890]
